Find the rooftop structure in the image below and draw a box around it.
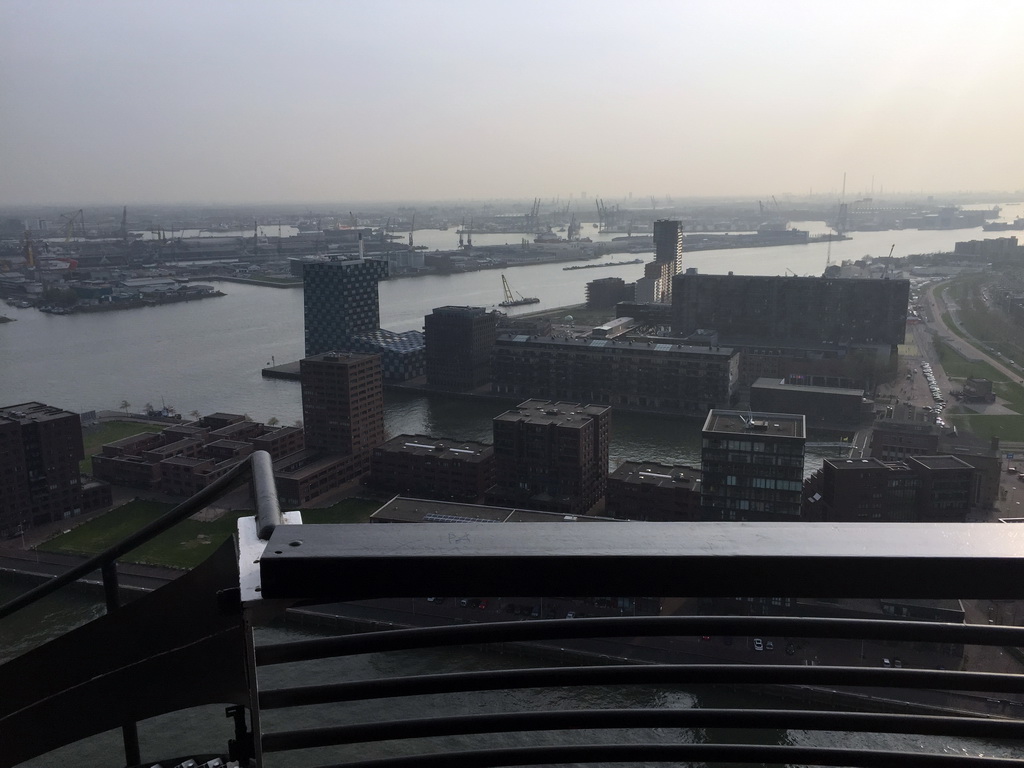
[672,273,910,348]
[424,306,496,391]
[701,409,806,520]
[0,402,84,535]
[487,399,610,516]
[605,461,702,521]
[302,257,389,357]
[492,333,739,416]
[367,434,495,503]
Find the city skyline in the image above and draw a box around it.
[3,0,1023,206]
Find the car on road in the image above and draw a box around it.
[766,640,774,651]
[753,638,764,651]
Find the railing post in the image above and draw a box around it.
[101,561,141,768]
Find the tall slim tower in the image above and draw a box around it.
[303,258,389,356]
[642,219,684,304]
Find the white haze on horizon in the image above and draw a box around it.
[2,0,1022,206]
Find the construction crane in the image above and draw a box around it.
[59,209,85,242]
[22,230,36,270]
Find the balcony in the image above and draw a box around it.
[3,450,1024,767]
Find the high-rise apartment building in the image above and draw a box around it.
[486,399,610,516]
[303,258,390,356]
[300,352,385,459]
[701,410,806,520]
[0,402,84,534]
[638,219,684,304]
[303,257,425,382]
[424,306,496,391]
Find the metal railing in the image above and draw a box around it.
[0,450,279,768]
[3,462,1024,767]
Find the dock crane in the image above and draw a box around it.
[22,230,36,270]
[59,209,85,242]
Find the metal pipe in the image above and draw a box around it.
[251,450,282,540]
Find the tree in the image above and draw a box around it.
[267,416,280,427]
[144,402,154,415]
[189,410,201,421]
[119,400,131,416]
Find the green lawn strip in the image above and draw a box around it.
[299,498,381,524]
[37,497,383,569]
[943,276,1024,363]
[38,500,174,557]
[948,413,1024,444]
[993,382,1024,415]
[80,421,165,474]
[934,339,1008,381]
[941,312,968,342]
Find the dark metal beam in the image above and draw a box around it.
[258,522,1024,601]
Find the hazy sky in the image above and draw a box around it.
[2,0,1022,205]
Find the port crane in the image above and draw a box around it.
[499,274,539,308]
[59,209,85,242]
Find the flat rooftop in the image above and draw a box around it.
[826,458,890,472]
[0,401,78,425]
[495,400,611,428]
[703,410,806,439]
[371,497,618,524]
[911,455,974,471]
[377,434,492,461]
[610,461,701,490]
[497,333,735,357]
[752,377,865,397]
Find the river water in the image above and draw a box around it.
[3,207,1023,474]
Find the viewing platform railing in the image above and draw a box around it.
[3,450,1024,767]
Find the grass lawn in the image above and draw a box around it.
[37,497,382,569]
[81,421,164,474]
[948,413,1024,444]
[941,312,967,342]
[300,498,381,524]
[934,340,1008,382]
